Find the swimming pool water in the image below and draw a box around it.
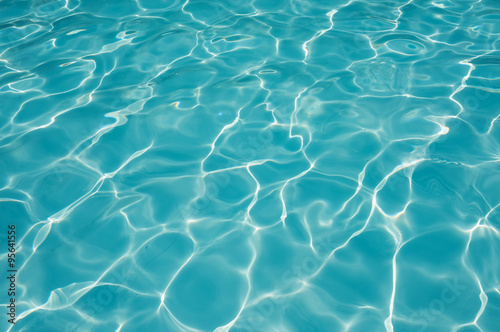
[1,0,500,331]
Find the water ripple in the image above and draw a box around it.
[1,0,499,331]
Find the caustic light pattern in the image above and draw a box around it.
[1,0,500,331]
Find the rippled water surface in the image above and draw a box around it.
[1,0,500,331]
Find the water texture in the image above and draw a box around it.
[1,0,500,331]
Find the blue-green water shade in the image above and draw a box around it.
[1,0,500,331]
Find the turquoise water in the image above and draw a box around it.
[1,0,500,331]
